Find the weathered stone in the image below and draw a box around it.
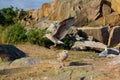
[81,0,101,20]
[102,3,112,25]
[0,44,27,62]
[111,0,120,14]
[102,3,111,16]
[78,26,109,44]
[108,54,120,65]
[71,41,107,51]
[21,0,102,27]
[108,26,120,47]
[34,19,52,29]
[46,21,58,33]
[10,57,41,67]
[88,12,120,27]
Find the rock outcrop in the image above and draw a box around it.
[88,12,120,27]
[111,0,120,14]
[78,26,109,44]
[72,41,107,51]
[0,45,27,62]
[21,0,103,27]
[108,26,120,47]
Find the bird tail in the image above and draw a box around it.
[57,40,64,44]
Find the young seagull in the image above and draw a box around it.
[57,50,69,69]
[43,34,64,47]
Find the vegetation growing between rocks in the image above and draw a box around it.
[26,28,53,47]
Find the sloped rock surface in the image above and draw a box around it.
[111,0,120,14]
[108,26,120,47]
[78,26,109,44]
[10,57,41,67]
[0,44,27,62]
[72,41,107,51]
[88,12,120,27]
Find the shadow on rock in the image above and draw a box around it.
[0,67,26,75]
[0,44,27,62]
[69,62,92,66]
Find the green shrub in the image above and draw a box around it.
[56,34,74,50]
[4,23,27,44]
[27,28,53,47]
[0,26,5,43]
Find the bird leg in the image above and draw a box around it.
[59,61,65,71]
[54,43,57,47]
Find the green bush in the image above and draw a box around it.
[4,23,27,44]
[0,26,5,43]
[27,28,53,47]
[56,34,74,50]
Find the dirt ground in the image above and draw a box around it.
[0,43,120,80]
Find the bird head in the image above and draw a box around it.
[63,50,68,53]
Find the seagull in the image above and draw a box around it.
[57,50,69,69]
[99,46,108,57]
[43,17,75,47]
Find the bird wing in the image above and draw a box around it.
[52,17,75,40]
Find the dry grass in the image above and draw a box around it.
[0,43,119,80]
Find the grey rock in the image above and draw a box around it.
[72,41,107,51]
[10,57,41,67]
[46,21,58,33]
[0,44,27,62]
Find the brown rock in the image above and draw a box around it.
[108,26,120,47]
[102,3,112,25]
[88,12,120,27]
[50,0,102,26]
[81,0,101,20]
[78,26,109,44]
[111,0,120,14]
[102,4,111,16]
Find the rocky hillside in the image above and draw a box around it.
[18,0,120,47]
[20,0,120,27]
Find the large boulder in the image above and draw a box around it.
[0,44,27,62]
[111,0,120,14]
[10,57,41,67]
[71,41,107,51]
[108,26,120,47]
[78,26,109,44]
